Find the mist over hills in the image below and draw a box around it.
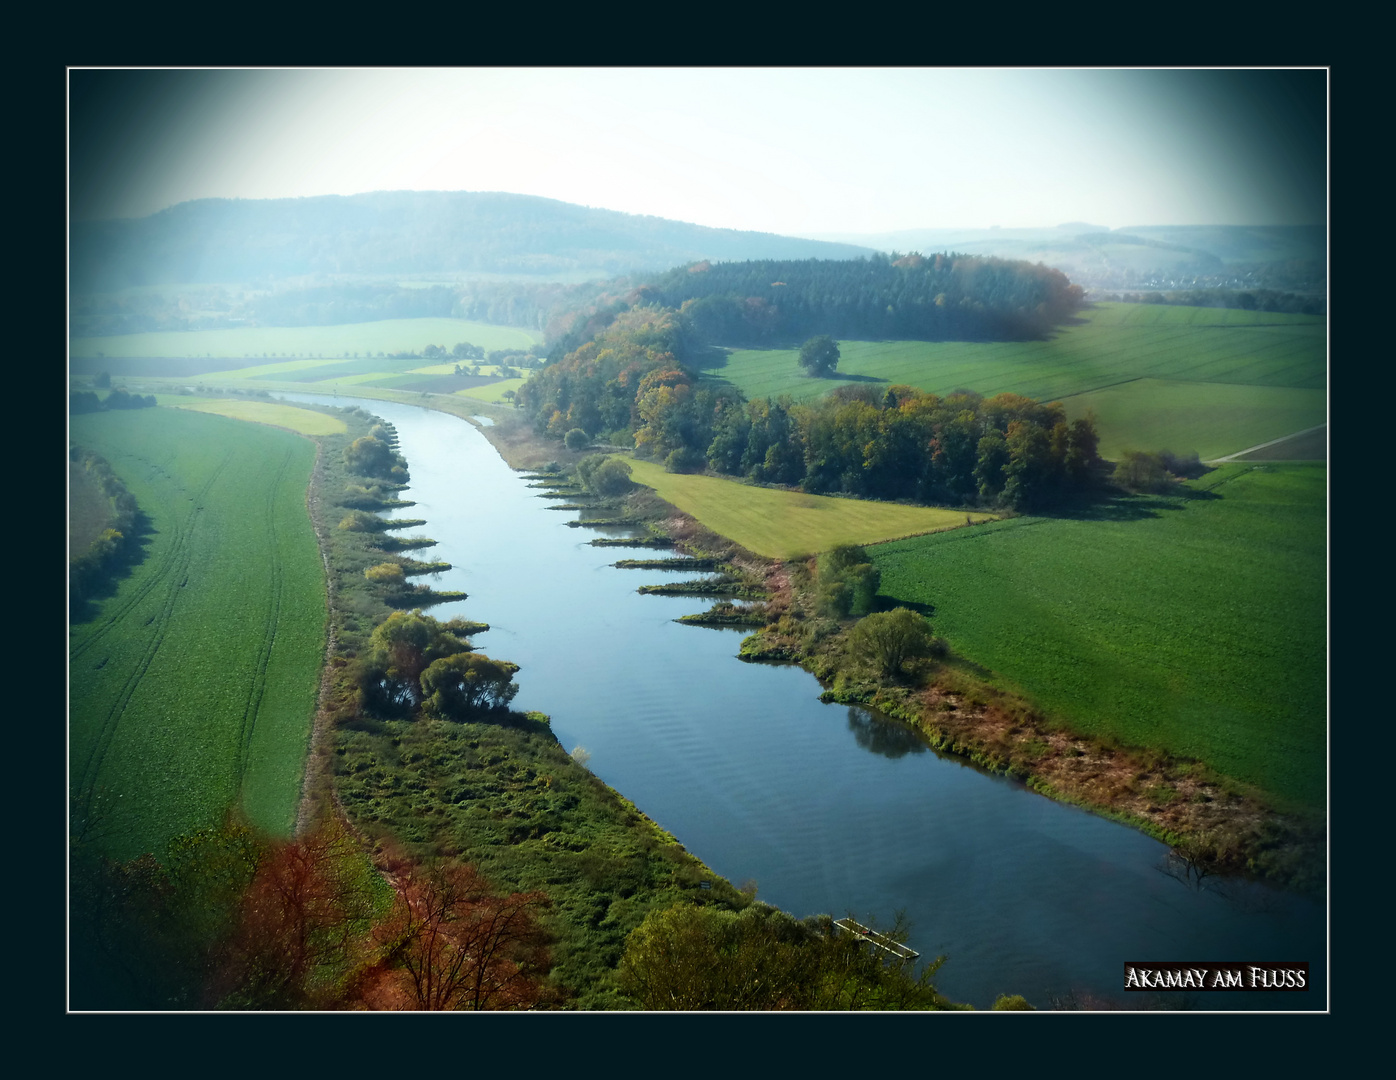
[806,223,1326,294]
[70,190,877,293]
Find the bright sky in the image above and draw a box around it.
[69,68,1327,235]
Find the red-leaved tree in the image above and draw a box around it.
[366,857,551,1011]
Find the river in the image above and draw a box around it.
[283,393,1326,1011]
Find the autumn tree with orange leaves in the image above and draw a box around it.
[362,857,552,1011]
[210,820,379,1009]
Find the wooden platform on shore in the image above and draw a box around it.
[834,918,919,963]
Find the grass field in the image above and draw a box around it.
[1059,379,1326,460]
[70,317,541,359]
[869,463,1327,808]
[626,459,995,560]
[158,396,349,435]
[454,378,526,403]
[69,408,328,858]
[699,303,1326,459]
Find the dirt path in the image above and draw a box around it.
[1208,424,1327,463]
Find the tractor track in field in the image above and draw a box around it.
[70,454,231,662]
[234,447,292,791]
[73,451,234,818]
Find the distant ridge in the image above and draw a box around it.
[802,223,1325,294]
[70,190,877,292]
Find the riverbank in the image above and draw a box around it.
[297,400,755,1008]
[484,432,1324,899]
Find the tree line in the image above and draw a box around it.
[641,252,1086,344]
[519,299,1101,511]
[69,446,141,615]
[70,387,158,413]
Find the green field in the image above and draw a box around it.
[1058,379,1325,460]
[69,408,328,857]
[869,463,1327,808]
[699,303,1326,460]
[70,317,541,359]
[159,396,349,435]
[454,378,526,403]
[626,459,994,560]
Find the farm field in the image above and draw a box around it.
[69,408,327,858]
[69,316,541,359]
[1059,379,1325,461]
[625,459,995,560]
[699,303,1326,459]
[157,395,349,435]
[869,462,1327,808]
[454,377,526,403]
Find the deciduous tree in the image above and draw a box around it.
[371,859,550,1010]
[798,335,840,377]
[848,608,940,677]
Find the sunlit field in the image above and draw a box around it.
[870,462,1327,808]
[699,303,1326,459]
[626,459,994,560]
[159,396,349,435]
[69,408,327,857]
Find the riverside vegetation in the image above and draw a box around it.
[527,445,1325,895]
[72,398,951,1010]
[71,247,1325,1004]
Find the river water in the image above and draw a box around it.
[284,394,1326,1010]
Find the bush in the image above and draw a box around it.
[577,455,634,497]
[1113,450,1173,493]
[564,428,590,451]
[848,608,938,677]
[1159,449,1204,479]
[339,510,386,532]
[993,993,1035,1010]
[364,562,406,585]
[664,446,706,473]
[818,545,880,617]
[343,435,407,480]
[420,653,520,719]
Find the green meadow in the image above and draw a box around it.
[626,459,994,560]
[158,396,349,435]
[869,463,1327,808]
[699,303,1326,460]
[69,408,328,858]
[70,316,540,359]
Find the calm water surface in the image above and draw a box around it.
[284,394,1326,1010]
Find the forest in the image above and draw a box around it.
[519,257,1099,512]
[641,252,1085,343]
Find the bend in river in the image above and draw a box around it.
[279,393,1326,1011]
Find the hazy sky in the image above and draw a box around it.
[68,68,1327,235]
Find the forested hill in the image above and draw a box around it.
[70,191,875,292]
[641,253,1085,343]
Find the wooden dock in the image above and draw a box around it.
[834,918,919,963]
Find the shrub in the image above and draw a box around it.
[818,545,881,617]
[848,608,938,678]
[364,563,406,585]
[563,428,589,451]
[1113,450,1172,493]
[420,653,521,719]
[577,455,634,497]
[665,446,706,473]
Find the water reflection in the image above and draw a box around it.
[273,392,1327,1011]
[846,707,928,759]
